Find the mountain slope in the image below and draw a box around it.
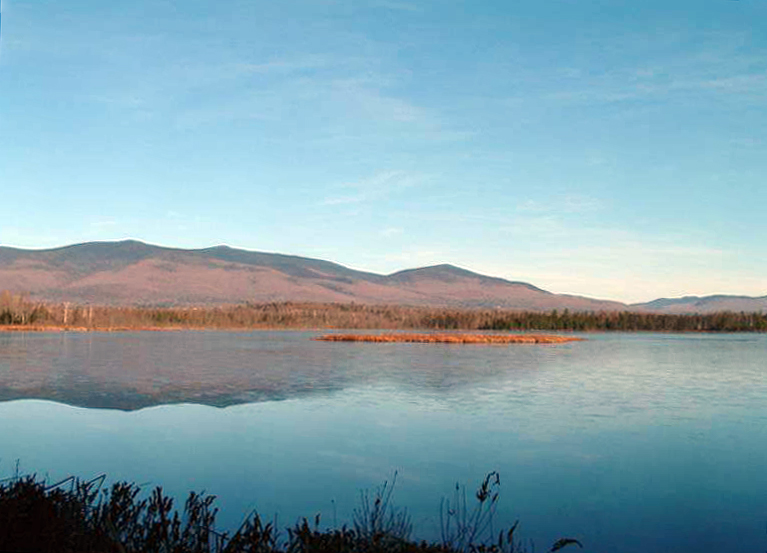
[632,295,767,314]
[0,240,627,310]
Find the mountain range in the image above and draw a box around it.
[0,240,764,313]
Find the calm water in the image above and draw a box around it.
[1,331,766,552]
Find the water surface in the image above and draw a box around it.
[1,331,765,552]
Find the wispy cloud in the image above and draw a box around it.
[729,137,761,148]
[516,194,604,214]
[379,227,403,237]
[90,218,118,229]
[17,0,437,136]
[91,93,148,109]
[369,1,421,12]
[174,91,285,128]
[326,76,430,124]
[321,170,424,206]
[235,55,333,75]
[531,31,767,108]
[163,55,433,132]
[350,89,424,123]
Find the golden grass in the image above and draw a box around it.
[314,333,583,344]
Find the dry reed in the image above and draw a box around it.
[314,333,583,344]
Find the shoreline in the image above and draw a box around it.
[0,326,583,336]
[2,292,764,332]
[0,324,763,334]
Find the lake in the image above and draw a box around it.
[1,330,766,552]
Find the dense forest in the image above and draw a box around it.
[1,291,765,332]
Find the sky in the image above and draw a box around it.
[0,0,765,303]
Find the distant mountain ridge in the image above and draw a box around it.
[0,240,763,313]
[631,295,767,314]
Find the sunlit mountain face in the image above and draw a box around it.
[0,241,625,310]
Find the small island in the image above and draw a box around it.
[315,333,583,344]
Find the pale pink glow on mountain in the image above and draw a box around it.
[0,241,764,313]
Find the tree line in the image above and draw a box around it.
[0,291,765,332]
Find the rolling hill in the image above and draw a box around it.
[631,295,767,314]
[0,240,626,310]
[1,240,763,312]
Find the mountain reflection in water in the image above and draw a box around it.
[0,331,556,410]
[2,331,767,552]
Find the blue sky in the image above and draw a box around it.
[0,0,765,302]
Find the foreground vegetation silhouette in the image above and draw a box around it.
[1,291,765,332]
[0,471,582,553]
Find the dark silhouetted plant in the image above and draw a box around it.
[440,472,501,553]
[352,471,413,545]
[0,471,581,553]
[439,472,582,553]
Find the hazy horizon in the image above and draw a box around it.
[1,1,765,302]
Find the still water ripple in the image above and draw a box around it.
[0,331,765,553]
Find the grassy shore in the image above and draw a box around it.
[0,471,582,553]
